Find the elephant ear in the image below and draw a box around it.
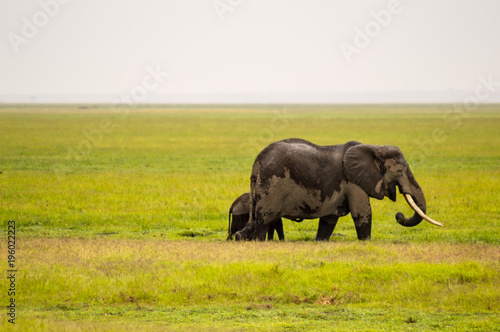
[343,144,386,200]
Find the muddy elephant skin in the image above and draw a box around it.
[235,138,442,241]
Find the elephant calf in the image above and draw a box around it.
[227,193,285,241]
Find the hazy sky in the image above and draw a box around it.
[1,0,500,103]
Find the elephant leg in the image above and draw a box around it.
[354,216,372,240]
[266,218,284,241]
[275,218,284,241]
[347,183,372,240]
[254,223,268,241]
[267,224,275,241]
[234,216,254,241]
[315,215,339,241]
[256,211,281,241]
[230,215,248,239]
[236,201,278,241]
[234,225,251,241]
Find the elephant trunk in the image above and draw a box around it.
[395,184,426,227]
[395,176,443,227]
[403,194,443,227]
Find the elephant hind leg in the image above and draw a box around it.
[252,211,281,241]
[267,225,274,241]
[266,218,284,241]
[234,223,253,241]
[255,225,268,241]
[236,206,280,241]
[315,216,339,241]
[275,218,284,241]
[234,218,266,241]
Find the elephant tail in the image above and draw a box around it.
[227,205,233,240]
[249,174,257,228]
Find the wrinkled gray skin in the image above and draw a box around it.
[227,193,284,241]
[235,138,430,241]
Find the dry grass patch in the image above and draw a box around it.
[14,238,500,312]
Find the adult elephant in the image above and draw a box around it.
[235,139,442,241]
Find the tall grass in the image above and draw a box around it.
[19,239,499,308]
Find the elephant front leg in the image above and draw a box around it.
[315,215,339,241]
[354,214,372,240]
[347,183,372,240]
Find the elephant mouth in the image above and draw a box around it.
[387,182,397,202]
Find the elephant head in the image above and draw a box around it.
[343,144,443,228]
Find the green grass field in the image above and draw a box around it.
[1,104,499,331]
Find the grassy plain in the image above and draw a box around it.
[1,104,499,330]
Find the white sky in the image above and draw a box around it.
[1,0,500,103]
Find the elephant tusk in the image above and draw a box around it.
[404,194,443,227]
